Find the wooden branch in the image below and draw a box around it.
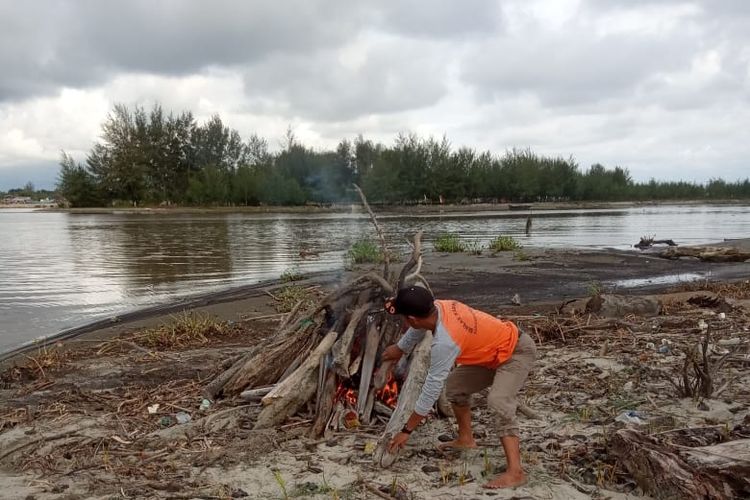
[331,303,370,377]
[310,369,337,438]
[373,332,433,468]
[374,401,394,417]
[373,359,394,390]
[354,183,390,279]
[357,321,382,415]
[255,330,338,429]
[239,385,275,402]
[397,231,423,290]
[403,255,422,284]
[279,299,306,331]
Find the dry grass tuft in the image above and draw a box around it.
[272,285,321,313]
[670,279,750,299]
[137,311,231,349]
[1,344,70,385]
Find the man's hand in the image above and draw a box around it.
[388,432,410,453]
[381,344,404,362]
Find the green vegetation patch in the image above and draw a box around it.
[347,239,383,264]
[434,233,465,253]
[489,235,521,252]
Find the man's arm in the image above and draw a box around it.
[396,327,427,354]
[413,330,460,416]
[389,327,461,451]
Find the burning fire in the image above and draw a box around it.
[375,375,399,408]
[335,375,400,408]
[338,386,358,407]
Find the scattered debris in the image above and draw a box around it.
[634,235,677,250]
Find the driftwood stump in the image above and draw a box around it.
[373,331,433,468]
[610,428,750,500]
[586,294,661,318]
[659,246,750,262]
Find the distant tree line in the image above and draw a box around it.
[0,182,56,201]
[55,104,750,207]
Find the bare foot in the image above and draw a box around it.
[437,437,478,450]
[483,470,527,489]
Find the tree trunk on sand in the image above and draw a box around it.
[659,246,750,262]
[373,332,433,468]
[254,330,338,430]
[609,428,750,500]
[586,294,661,318]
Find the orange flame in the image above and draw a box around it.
[335,376,399,409]
[375,375,399,408]
[336,385,358,407]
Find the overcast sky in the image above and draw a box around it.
[0,0,748,190]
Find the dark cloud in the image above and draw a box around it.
[242,38,451,121]
[0,0,366,101]
[0,0,504,104]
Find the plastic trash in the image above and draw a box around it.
[147,403,160,414]
[615,410,647,425]
[199,399,211,411]
[176,412,192,424]
[718,312,726,320]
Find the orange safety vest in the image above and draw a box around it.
[435,299,519,368]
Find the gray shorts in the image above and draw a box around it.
[445,332,536,437]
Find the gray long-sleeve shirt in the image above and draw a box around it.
[396,307,461,416]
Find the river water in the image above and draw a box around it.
[1,204,748,352]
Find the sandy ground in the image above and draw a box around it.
[1,242,748,499]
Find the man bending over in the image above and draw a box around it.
[382,286,536,489]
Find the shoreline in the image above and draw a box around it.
[16,198,750,215]
[3,239,748,367]
[0,270,343,366]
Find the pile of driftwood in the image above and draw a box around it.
[203,186,431,467]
